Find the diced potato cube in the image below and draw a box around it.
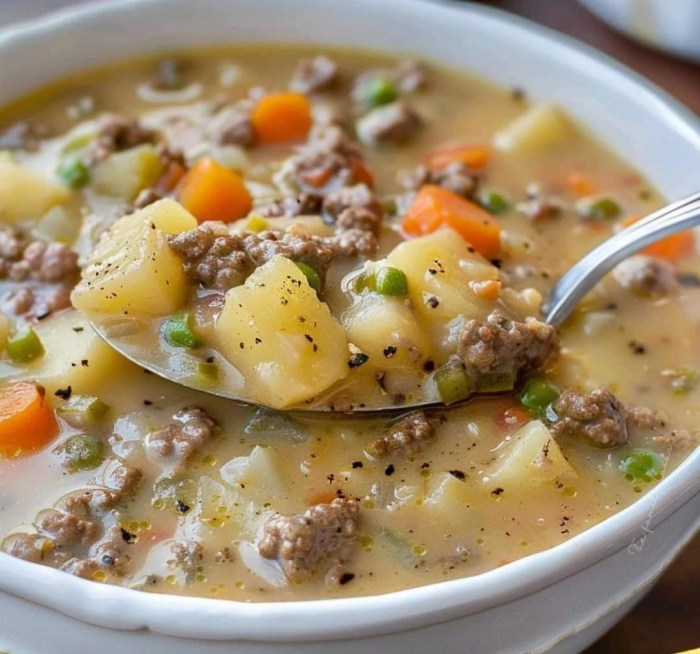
[71,199,197,316]
[3,310,137,395]
[423,472,474,516]
[91,144,163,201]
[488,420,578,488]
[0,157,70,223]
[386,228,499,323]
[342,293,433,369]
[215,255,348,408]
[494,104,575,153]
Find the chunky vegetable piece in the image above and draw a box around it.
[402,185,501,258]
[426,144,490,171]
[494,104,574,152]
[178,157,252,223]
[163,311,203,349]
[91,144,163,200]
[519,378,560,419]
[251,92,312,144]
[0,382,59,457]
[619,448,665,482]
[7,328,45,364]
[215,256,348,408]
[621,215,696,262]
[0,156,70,222]
[63,434,104,471]
[71,199,197,315]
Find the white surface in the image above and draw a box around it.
[579,0,700,62]
[0,0,699,652]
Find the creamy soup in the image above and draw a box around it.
[0,46,697,602]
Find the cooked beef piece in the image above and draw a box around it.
[169,223,373,291]
[352,60,427,104]
[397,162,477,199]
[327,228,378,258]
[38,510,99,548]
[258,497,359,582]
[8,533,50,563]
[209,104,256,148]
[627,405,667,430]
[133,187,167,210]
[59,489,118,518]
[457,311,559,380]
[257,193,323,218]
[147,406,220,468]
[653,429,696,451]
[60,557,100,579]
[1,283,73,321]
[93,524,132,574]
[103,460,143,500]
[168,540,204,573]
[83,114,156,164]
[0,120,50,151]
[322,184,383,235]
[290,55,340,94]
[356,101,422,146]
[517,186,564,222]
[0,226,79,284]
[366,411,439,458]
[549,389,629,448]
[613,255,678,297]
[291,124,366,192]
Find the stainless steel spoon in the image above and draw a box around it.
[92,190,700,413]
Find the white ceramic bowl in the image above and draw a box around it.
[579,0,700,62]
[1,1,699,653]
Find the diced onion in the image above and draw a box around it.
[137,82,203,105]
[238,541,288,588]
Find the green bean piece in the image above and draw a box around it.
[576,196,621,220]
[434,359,476,405]
[162,311,203,349]
[64,435,104,471]
[619,448,665,482]
[376,267,409,296]
[294,262,322,293]
[477,189,511,215]
[364,77,399,108]
[519,378,560,418]
[7,328,45,364]
[56,156,90,189]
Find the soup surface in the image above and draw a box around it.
[0,46,697,602]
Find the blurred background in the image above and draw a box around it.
[0,1,698,652]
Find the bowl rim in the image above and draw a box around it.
[0,0,699,642]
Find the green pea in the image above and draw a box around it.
[376,266,409,296]
[7,328,45,364]
[576,196,621,220]
[162,311,203,349]
[64,435,104,471]
[364,77,399,108]
[619,448,665,482]
[519,378,560,418]
[434,359,476,405]
[477,189,511,215]
[57,156,90,189]
[294,262,322,293]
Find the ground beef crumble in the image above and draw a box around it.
[83,114,156,165]
[366,410,440,458]
[290,55,340,94]
[356,101,422,146]
[397,162,477,199]
[258,497,359,582]
[147,406,220,468]
[257,193,323,218]
[457,311,559,380]
[322,183,383,235]
[613,255,678,297]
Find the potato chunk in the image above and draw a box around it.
[488,420,577,488]
[494,104,574,153]
[343,293,433,370]
[386,228,499,323]
[71,199,196,316]
[91,144,163,201]
[215,255,348,408]
[0,156,70,223]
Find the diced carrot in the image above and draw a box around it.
[0,381,59,457]
[177,157,252,223]
[492,399,530,431]
[566,172,596,197]
[402,185,502,259]
[426,144,490,171]
[308,489,338,506]
[470,279,501,301]
[621,214,696,262]
[350,156,375,188]
[251,92,312,144]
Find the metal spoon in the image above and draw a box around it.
[91,190,700,412]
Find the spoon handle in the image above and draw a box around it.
[545,192,700,326]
